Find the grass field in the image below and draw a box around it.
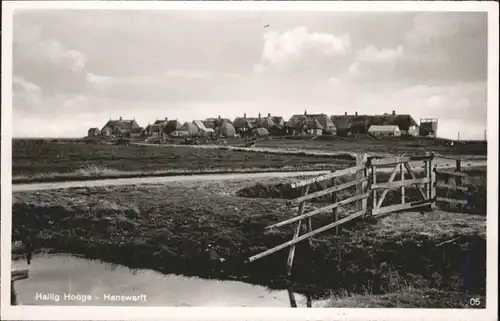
[12,139,354,182]
[226,135,487,156]
[12,170,486,307]
[12,137,486,183]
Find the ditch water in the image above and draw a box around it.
[11,253,309,307]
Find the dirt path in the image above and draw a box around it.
[12,171,328,192]
[13,155,486,192]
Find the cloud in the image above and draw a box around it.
[348,45,405,80]
[13,24,89,95]
[256,26,350,76]
[356,45,404,64]
[12,76,43,109]
[14,24,87,73]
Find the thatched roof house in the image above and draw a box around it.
[179,122,199,136]
[204,117,233,129]
[287,111,336,133]
[271,116,285,128]
[220,122,236,137]
[164,120,183,134]
[254,116,275,129]
[193,120,215,135]
[142,124,162,136]
[331,111,418,135]
[233,114,256,132]
[101,117,141,136]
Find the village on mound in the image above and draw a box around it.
[86,109,439,142]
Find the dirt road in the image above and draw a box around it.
[12,155,486,192]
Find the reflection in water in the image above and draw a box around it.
[12,253,308,307]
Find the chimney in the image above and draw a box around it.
[304,110,307,116]
[244,113,246,119]
[392,110,396,116]
[165,117,168,121]
[258,112,261,118]
[268,113,271,117]
[119,116,122,120]
[355,112,358,116]
[218,115,221,119]
[344,112,347,116]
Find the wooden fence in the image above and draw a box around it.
[434,158,471,210]
[247,152,475,307]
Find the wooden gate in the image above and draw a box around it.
[369,154,435,217]
[247,155,369,307]
[246,152,476,307]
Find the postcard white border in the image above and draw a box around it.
[1,1,498,320]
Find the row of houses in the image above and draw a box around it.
[87,110,434,139]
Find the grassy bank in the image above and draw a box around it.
[12,140,354,181]
[12,174,486,307]
[12,165,333,184]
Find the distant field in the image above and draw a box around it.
[233,135,487,156]
[12,139,353,180]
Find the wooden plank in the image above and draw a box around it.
[375,165,400,209]
[372,177,430,190]
[400,163,405,204]
[332,177,339,234]
[434,169,468,178]
[287,177,368,205]
[266,192,370,230]
[403,162,427,200]
[355,154,365,212]
[423,160,430,199]
[455,159,463,187]
[428,155,436,209]
[286,185,310,276]
[248,209,367,263]
[436,197,468,205]
[290,165,366,188]
[435,182,468,192]
[361,166,368,213]
[372,199,432,216]
[370,155,431,166]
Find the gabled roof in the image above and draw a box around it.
[306,119,323,130]
[233,117,256,129]
[254,117,275,129]
[193,120,208,131]
[101,119,139,132]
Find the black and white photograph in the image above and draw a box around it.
[1,1,498,320]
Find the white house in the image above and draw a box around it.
[368,125,401,137]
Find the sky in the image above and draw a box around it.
[12,10,488,139]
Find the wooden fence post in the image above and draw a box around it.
[286,184,309,308]
[355,154,366,212]
[455,159,462,186]
[429,152,436,210]
[400,162,405,204]
[371,162,377,216]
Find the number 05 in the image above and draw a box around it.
[469,297,481,306]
